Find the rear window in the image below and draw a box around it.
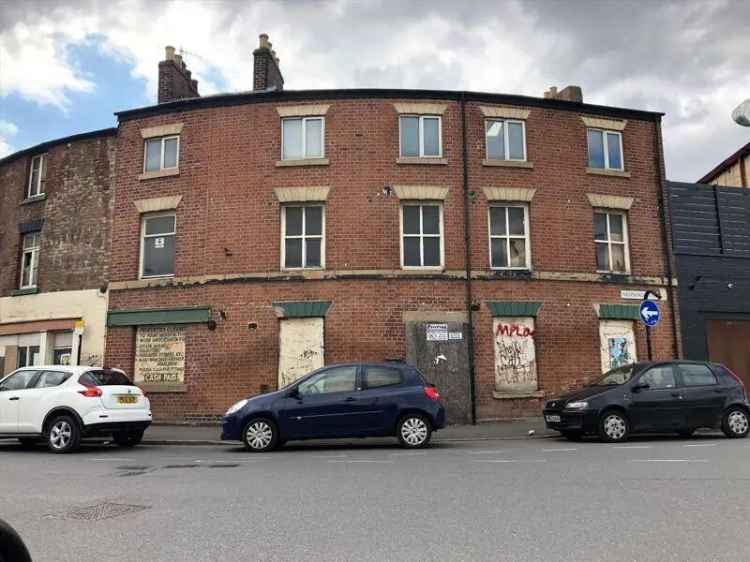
[680,364,717,387]
[79,370,134,386]
[364,366,403,389]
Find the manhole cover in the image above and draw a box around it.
[46,502,150,521]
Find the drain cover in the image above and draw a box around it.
[47,502,150,521]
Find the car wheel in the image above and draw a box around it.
[0,518,32,562]
[722,407,749,439]
[17,438,39,447]
[113,430,144,448]
[46,415,81,454]
[562,431,583,442]
[599,410,629,443]
[242,418,278,452]
[397,414,432,448]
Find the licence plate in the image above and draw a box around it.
[117,395,137,404]
[545,415,561,423]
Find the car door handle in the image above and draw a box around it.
[9,396,20,401]
[670,392,682,399]
[344,397,357,402]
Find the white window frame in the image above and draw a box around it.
[280,204,326,270]
[485,119,527,161]
[399,202,444,270]
[143,135,180,172]
[17,345,41,368]
[588,128,624,171]
[139,212,177,279]
[19,232,41,289]
[594,210,630,274]
[281,116,325,160]
[488,205,531,270]
[399,115,443,158]
[27,154,45,198]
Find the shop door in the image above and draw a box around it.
[706,319,750,389]
[405,321,471,424]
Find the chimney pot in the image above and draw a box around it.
[259,33,270,49]
[165,45,175,60]
[253,33,284,91]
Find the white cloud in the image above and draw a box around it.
[0,119,18,157]
[2,0,750,180]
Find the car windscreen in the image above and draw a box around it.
[79,370,134,386]
[592,364,638,386]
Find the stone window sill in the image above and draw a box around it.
[492,390,545,400]
[586,167,631,178]
[276,158,330,167]
[138,168,180,181]
[482,159,534,169]
[21,194,47,205]
[12,287,39,296]
[139,383,188,393]
[397,157,448,165]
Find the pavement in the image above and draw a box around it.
[2,433,748,562]
[143,417,555,445]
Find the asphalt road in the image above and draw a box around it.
[1,434,749,562]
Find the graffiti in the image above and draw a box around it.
[493,318,538,392]
[608,337,632,369]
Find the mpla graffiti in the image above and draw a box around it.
[495,323,535,338]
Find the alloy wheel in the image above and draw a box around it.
[603,414,627,441]
[728,410,749,436]
[400,417,428,446]
[245,421,274,450]
[50,420,72,450]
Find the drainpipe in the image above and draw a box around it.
[460,91,478,425]
[652,117,680,359]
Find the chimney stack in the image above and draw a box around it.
[543,85,583,103]
[253,33,284,91]
[158,45,200,104]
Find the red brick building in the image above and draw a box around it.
[0,129,116,373]
[103,37,678,423]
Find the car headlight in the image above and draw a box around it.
[225,399,248,416]
[565,401,589,410]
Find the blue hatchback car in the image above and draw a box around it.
[221,362,446,451]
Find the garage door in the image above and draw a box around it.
[706,319,750,389]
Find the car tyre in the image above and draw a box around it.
[46,415,81,454]
[113,430,144,448]
[242,418,279,452]
[397,414,432,448]
[722,407,749,439]
[0,519,32,562]
[599,410,629,443]
[17,438,39,447]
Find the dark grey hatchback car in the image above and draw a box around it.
[543,361,750,442]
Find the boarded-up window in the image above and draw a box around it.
[278,317,324,388]
[493,317,537,393]
[134,326,186,385]
[599,320,636,373]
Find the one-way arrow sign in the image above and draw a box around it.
[639,300,660,327]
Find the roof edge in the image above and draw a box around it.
[697,140,750,184]
[0,127,117,167]
[115,88,664,122]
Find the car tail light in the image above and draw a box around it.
[78,387,102,398]
[424,386,440,401]
[723,365,746,391]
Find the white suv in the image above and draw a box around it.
[0,366,152,453]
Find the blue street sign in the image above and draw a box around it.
[639,300,660,327]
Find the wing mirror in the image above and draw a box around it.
[288,387,301,399]
[632,382,650,393]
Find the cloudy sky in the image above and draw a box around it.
[1,0,749,181]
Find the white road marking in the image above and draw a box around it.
[328,460,394,464]
[474,459,547,464]
[541,448,577,452]
[630,459,709,463]
[683,443,718,448]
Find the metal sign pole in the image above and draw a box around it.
[646,325,653,361]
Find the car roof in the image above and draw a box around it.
[322,361,414,370]
[8,366,123,375]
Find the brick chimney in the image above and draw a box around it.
[253,34,284,91]
[543,85,583,103]
[158,46,200,104]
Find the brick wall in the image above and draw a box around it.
[0,131,116,295]
[109,93,675,421]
